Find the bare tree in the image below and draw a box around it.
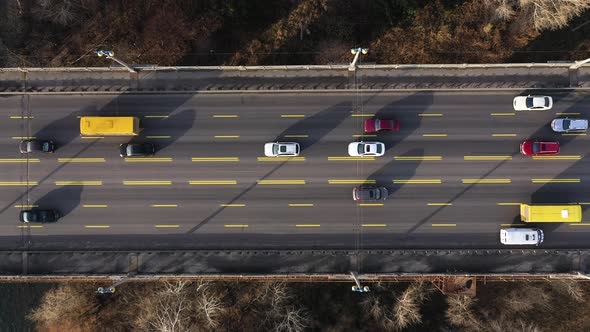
[392,282,430,330]
[446,295,481,331]
[274,306,310,332]
[197,290,226,329]
[134,281,192,332]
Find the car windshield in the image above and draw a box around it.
[272,144,279,155]
[376,145,383,154]
[375,120,381,130]
[42,142,50,151]
[357,144,365,154]
[562,120,571,130]
[532,142,540,153]
[374,189,381,199]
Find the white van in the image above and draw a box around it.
[500,228,544,245]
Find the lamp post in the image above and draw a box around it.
[349,48,369,72]
[96,50,137,73]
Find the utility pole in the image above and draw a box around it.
[96,50,137,74]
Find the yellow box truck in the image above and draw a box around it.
[520,204,582,223]
[80,117,140,136]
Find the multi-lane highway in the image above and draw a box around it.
[1,91,590,250]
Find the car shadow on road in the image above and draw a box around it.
[33,185,83,217]
[129,108,196,152]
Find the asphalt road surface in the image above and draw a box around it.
[1,91,590,250]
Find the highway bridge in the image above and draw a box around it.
[1,64,590,276]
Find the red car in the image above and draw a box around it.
[520,140,559,156]
[364,118,400,133]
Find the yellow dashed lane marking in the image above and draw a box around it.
[427,203,453,206]
[352,134,377,138]
[189,180,237,185]
[288,203,314,207]
[281,114,305,118]
[432,223,456,227]
[212,114,238,118]
[422,134,447,137]
[214,135,240,138]
[462,179,511,184]
[295,224,320,227]
[497,202,521,206]
[144,115,169,118]
[562,133,587,136]
[220,204,245,207]
[83,205,108,208]
[500,224,526,227]
[570,224,590,226]
[151,204,178,208]
[0,181,37,186]
[328,179,375,185]
[55,181,102,186]
[155,225,180,228]
[531,178,580,183]
[490,113,515,116]
[394,156,442,161]
[556,112,580,115]
[358,203,383,207]
[532,155,581,160]
[11,136,35,140]
[85,225,110,229]
[328,156,375,161]
[492,134,516,137]
[394,179,441,184]
[418,113,443,117]
[192,157,240,162]
[224,224,248,228]
[464,156,512,161]
[351,114,374,117]
[123,181,172,185]
[146,136,171,139]
[257,157,306,162]
[58,158,105,163]
[362,224,387,227]
[124,158,172,162]
[0,159,40,163]
[14,205,38,208]
[10,116,33,119]
[284,135,309,138]
[579,202,590,205]
[17,225,43,228]
[257,180,306,185]
[80,136,104,139]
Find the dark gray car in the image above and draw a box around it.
[19,209,60,223]
[19,140,55,153]
[119,143,156,157]
[352,186,388,201]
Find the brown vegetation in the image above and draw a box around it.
[26,280,590,332]
[1,0,589,67]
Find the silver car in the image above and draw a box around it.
[551,118,588,133]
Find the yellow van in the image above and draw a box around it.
[80,117,140,136]
[520,204,582,223]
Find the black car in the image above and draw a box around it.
[352,186,388,201]
[19,140,55,153]
[19,209,60,223]
[119,143,156,157]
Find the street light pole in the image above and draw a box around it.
[349,48,369,72]
[96,50,137,74]
[570,58,590,70]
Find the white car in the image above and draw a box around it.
[348,142,385,157]
[264,142,300,157]
[513,95,553,111]
[551,118,588,133]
